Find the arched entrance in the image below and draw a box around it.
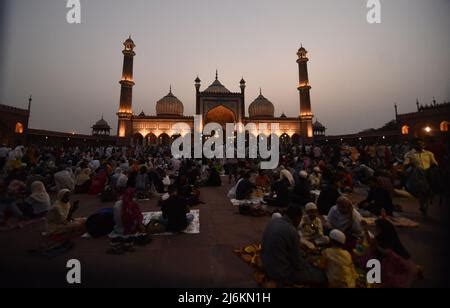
[205,105,236,126]
[158,133,170,146]
[145,133,157,146]
[401,125,410,135]
[15,122,24,134]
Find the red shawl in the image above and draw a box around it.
[121,188,143,235]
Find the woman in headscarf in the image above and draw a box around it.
[54,167,75,192]
[46,189,86,240]
[360,219,419,288]
[89,165,108,195]
[110,188,143,235]
[280,168,295,187]
[74,168,92,194]
[23,181,51,218]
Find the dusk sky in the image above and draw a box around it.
[0,0,449,135]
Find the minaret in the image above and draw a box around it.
[117,36,136,139]
[195,76,201,114]
[28,95,32,112]
[297,45,313,139]
[240,77,246,119]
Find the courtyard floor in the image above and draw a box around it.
[0,179,448,288]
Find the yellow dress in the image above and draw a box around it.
[322,248,358,288]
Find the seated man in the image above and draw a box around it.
[159,185,194,232]
[235,172,256,201]
[358,177,394,216]
[327,196,363,242]
[261,204,327,286]
[264,172,290,207]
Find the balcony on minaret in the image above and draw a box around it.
[298,81,311,90]
[119,78,135,87]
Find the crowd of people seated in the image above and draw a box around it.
[0,136,447,286]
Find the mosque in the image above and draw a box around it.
[115,36,325,146]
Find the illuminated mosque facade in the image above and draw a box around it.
[115,37,322,146]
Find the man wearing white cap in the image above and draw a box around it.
[321,229,358,288]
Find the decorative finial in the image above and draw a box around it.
[216,70,218,80]
[101,114,104,120]
[260,88,262,96]
[170,85,172,94]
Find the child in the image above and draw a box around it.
[299,203,329,245]
[321,229,358,288]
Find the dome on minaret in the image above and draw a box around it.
[124,35,135,46]
[92,116,111,136]
[297,45,308,58]
[156,87,184,117]
[93,117,110,129]
[313,119,325,130]
[248,90,275,118]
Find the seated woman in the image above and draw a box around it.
[23,181,51,218]
[89,167,108,195]
[54,167,75,192]
[74,167,92,194]
[45,189,86,247]
[264,171,290,208]
[360,219,419,288]
[112,188,144,236]
[299,203,329,245]
[109,188,148,254]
